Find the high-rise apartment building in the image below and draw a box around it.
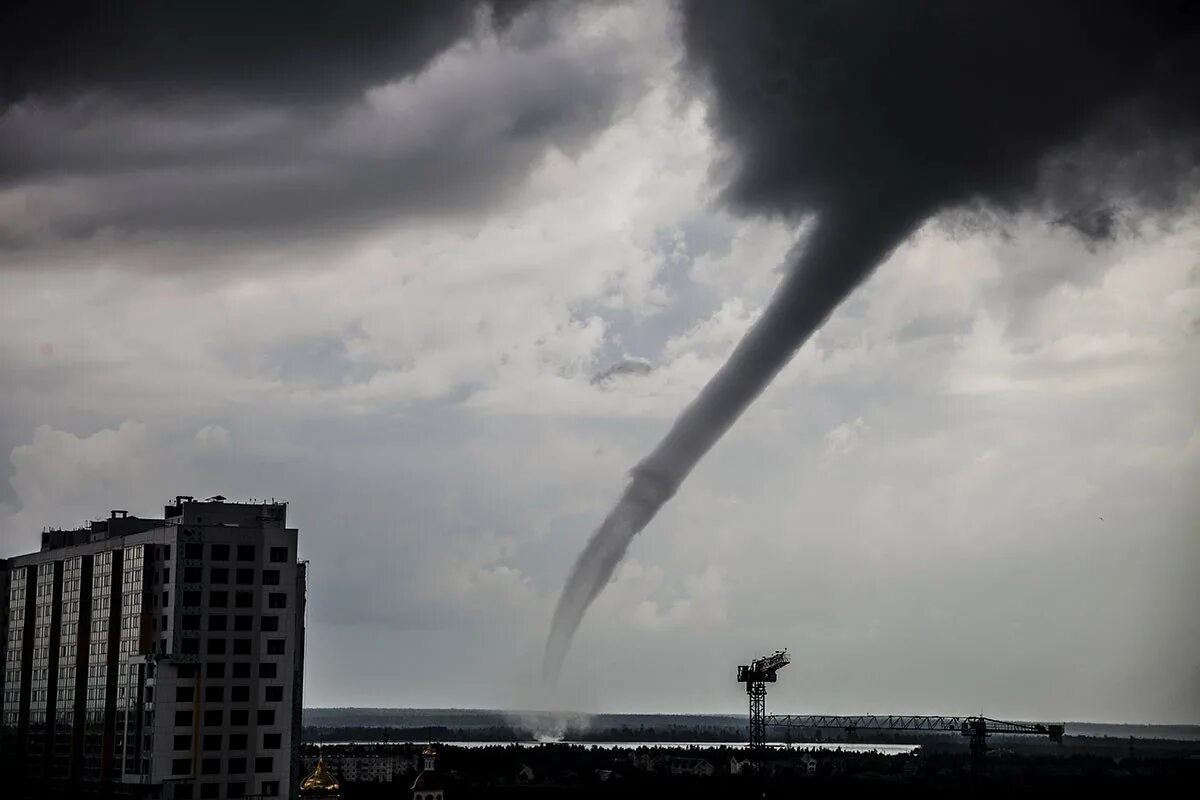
[0,497,307,800]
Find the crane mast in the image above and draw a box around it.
[736,649,790,751]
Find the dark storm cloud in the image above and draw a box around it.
[0,0,532,106]
[545,0,1200,680]
[1052,207,1120,242]
[0,0,641,254]
[681,0,1200,226]
[0,59,631,246]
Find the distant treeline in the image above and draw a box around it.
[304,724,748,743]
[303,707,745,730]
[306,725,496,743]
[569,725,745,743]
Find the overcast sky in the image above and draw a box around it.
[1,1,1197,724]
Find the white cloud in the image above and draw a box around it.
[823,417,868,456]
[4,421,155,541]
[194,424,232,449]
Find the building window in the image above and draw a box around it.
[201,757,220,775]
[231,686,250,703]
[205,685,224,702]
[174,734,192,750]
[178,664,199,678]
[237,545,256,562]
[231,709,249,725]
[262,780,279,797]
[204,709,223,726]
[235,591,253,608]
[184,566,203,582]
[176,785,193,800]
[260,616,279,632]
[229,756,247,773]
[163,567,170,583]
[206,662,225,679]
[163,545,172,560]
[162,590,170,607]
[182,614,201,630]
[211,567,229,584]
[264,685,284,702]
[263,733,282,750]
[209,591,228,608]
[206,639,226,656]
[212,544,230,561]
[203,734,222,751]
[236,568,255,585]
[228,781,246,798]
[256,710,275,726]
[183,590,202,607]
[176,685,195,702]
[229,734,248,750]
[262,569,280,586]
[234,615,253,632]
[267,593,286,609]
[233,638,251,655]
[259,663,277,679]
[184,544,203,560]
[171,758,192,776]
[266,639,285,656]
[232,662,251,679]
[209,615,228,631]
[175,710,193,727]
[200,784,219,800]
[269,547,288,563]
[255,757,273,774]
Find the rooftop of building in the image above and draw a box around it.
[163,495,288,527]
[37,495,290,552]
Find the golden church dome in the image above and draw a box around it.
[301,755,340,794]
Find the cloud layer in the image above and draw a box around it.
[0,1,1196,722]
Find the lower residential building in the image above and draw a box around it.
[0,497,307,799]
[301,744,420,784]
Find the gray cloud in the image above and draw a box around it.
[591,356,653,386]
[894,313,974,345]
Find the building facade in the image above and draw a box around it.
[0,497,307,800]
[301,744,420,784]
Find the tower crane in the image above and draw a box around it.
[737,649,1064,765]
[736,649,790,751]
